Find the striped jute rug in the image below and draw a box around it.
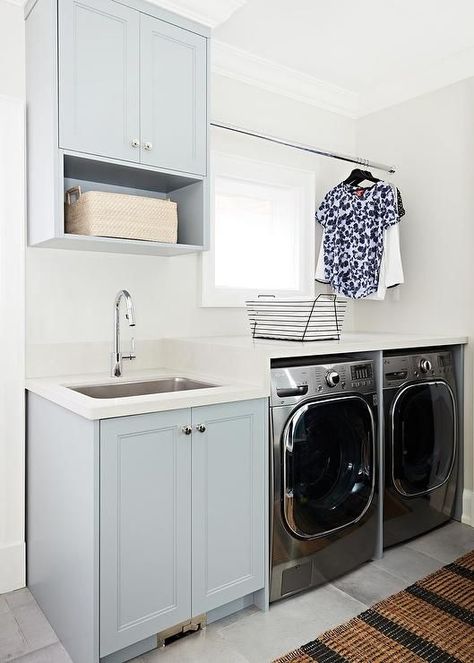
[274,549,474,663]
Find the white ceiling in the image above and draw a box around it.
[210,0,474,116]
[215,0,474,93]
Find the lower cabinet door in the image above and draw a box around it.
[191,399,267,615]
[100,410,192,656]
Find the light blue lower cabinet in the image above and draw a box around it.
[99,398,267,658]
[27,395,266,662]
[191,400,266,615]
[99,409,193,657]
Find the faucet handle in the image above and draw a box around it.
[123,337,136,361]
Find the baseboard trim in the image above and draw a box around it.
[0,542,25,593]
[462,489,473,526]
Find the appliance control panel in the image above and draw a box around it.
[270,360,375,407]
[383,351,454,388]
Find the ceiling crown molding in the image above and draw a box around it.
[12,0,247,21]
[150,0,247,28]
[212,40,360,118]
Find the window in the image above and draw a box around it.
[202,152,315,307]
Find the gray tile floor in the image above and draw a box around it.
[1,521,473,663]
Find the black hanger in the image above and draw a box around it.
[343,168,381,186]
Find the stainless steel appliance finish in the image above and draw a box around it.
[68,377,217,399]
[111,289,136,378]
[270,358,378,603]
[383,350,458,548]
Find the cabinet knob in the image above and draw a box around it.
[144,141,153,151]
[196,424,206,433]
[131,138,140,148]
[182,425,192,435]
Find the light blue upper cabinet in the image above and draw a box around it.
[58,0,141,162]
[58,0,207,175]
[140,15,207,176]
[26,0,210,254]
[191,399,267,615]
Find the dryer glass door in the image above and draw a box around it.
[391,381,457,497]
[283,396,375,539]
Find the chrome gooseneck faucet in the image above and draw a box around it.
[111,289,136,377]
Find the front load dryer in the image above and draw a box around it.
[383,350,458,548]
[270,358,378,603]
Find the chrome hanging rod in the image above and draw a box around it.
[211,121,396,174]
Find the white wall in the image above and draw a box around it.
[0,1,25,98]
[0,97,25,593]
[0,1,25,593]
[355,79,474,523]
[27,73,357,376]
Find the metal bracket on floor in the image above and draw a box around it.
[157,614,207,648]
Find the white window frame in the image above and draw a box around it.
[202,152,315,307]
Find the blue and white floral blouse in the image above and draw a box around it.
[316,182,399,299]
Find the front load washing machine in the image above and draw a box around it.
[383,350,458,548]
[270,357,378,603]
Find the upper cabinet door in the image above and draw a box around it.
[99,410,192,657]
[59,0,140,162]
[140,15,207,176]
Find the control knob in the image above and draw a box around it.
[326,370,340,388]
[419,359,432,374]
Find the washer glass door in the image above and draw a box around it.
[283,396,375,539]
[391,380,456,497]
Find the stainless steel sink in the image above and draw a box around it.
[68,377,218,399]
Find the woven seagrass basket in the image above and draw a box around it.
[65,186,178,243]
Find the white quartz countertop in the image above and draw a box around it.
[26,368,267,420]
[26,332,468,420]
[170,332,469,358]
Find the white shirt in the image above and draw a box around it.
[316,222,404,300]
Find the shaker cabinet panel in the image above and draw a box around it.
[191,400,266,615]
[140,15,207,175]
[99,410,192,656]
[58,0,141,162]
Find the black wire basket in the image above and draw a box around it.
[245,294,347,342]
